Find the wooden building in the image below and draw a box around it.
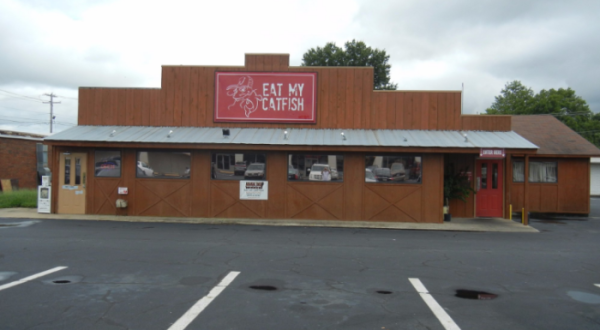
[44,54,599,223]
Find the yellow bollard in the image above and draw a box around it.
[509,205,512,221]
[522,208,525,224]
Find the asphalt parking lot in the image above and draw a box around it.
[1,202,600,329]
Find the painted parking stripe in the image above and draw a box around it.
[0,266,68,292]
[595,284,600,288]
[409,278,461,330]
[168,271,240,330]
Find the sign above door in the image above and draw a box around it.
[480,148,505,158]
[215,72,317,124]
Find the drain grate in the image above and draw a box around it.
[53,280,71,284]
[250,285,277,291]
[376,290,393,294]
[455,289,497,300]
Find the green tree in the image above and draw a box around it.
[485,81,600,147]
[485,81,535,115]
[302,40,398,90]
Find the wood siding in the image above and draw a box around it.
[82,149,444,222]
[78,54,505,132]
[510,158,590,214]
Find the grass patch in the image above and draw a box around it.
[0,189,38,208]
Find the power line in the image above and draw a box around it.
[55,94,78,100]
[0,105,50,115]
[0,89,44,102]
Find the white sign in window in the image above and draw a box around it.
[240,181,268,200]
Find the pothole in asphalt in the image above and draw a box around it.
[455,289,498,300]
[44,275,82,285]
[250,285,278,291]
[376,290,393,294]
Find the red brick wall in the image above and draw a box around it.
[0,137,39,190]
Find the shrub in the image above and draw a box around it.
[0,189,38,208]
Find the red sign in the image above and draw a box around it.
[480,148,505,158]
[215,72,317,123]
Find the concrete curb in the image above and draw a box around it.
[0,208,539,233]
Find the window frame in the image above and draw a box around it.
[365,154,423,184]
[287,153,344,182]
[136,150,192,179]
[94,150,122,178]
[512,160,558,183]
[211,152,267,181]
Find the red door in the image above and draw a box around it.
[476,159,503,217]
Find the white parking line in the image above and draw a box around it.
[595,284,600,288]
[0,266,68,292]
[409,278,461,330]
[168,271,240,330]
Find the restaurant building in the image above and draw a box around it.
[44,54,600,223]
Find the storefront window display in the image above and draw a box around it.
[365,155,422,183]
[95,150,121,177]
[288,154,344,181]
[211,152,267,180]
[136,151,191,179]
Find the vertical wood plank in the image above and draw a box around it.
[172,67,183,126]
[180,67,191,127]
[394,93,404,129]
[189,67,199,127]
[421,93,429,130]
[133,90,143,126]
[412,92,421,129]
[205,68,215,126]
[266,152,286,218]
[319,69,329,128]
[437,93,447,130]
[421,154,443,223]
[386,92,396,129]
[454,92,462,130]
[78,89,88,125]
[404,92,412,130]
[344,69,354,129]
[344,153,363,220]
[126,89,135,126]
[197,67,207,127]
[101,90,111,126]
[363,69,372,129]
[429,93,438,130]
[352,69,362,129]
[192,151,210,217]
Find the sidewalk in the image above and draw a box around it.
[0,208,538,233]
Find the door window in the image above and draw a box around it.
[64,158,71,185]
[481,163,487,189]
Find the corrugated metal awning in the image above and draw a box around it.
[45,125,538,150]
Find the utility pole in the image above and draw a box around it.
[43,93,60,133]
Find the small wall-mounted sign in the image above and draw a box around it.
[480,148,505,158]
[240,181,268,200]
[41,176,50,187]
[118,187,129,195]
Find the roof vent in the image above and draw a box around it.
[110,130,116,137]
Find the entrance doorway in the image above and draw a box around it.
[475,159,503,217]
[58,152,87,214]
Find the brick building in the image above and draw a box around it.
[0,130,49,190]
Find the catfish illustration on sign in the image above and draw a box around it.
[226,76,264,117]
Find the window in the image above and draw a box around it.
[288,154,343,181]
[365,155,422,183]
[211,152,266,180]
[137,151,191,179]
[95,150,121,177]
[512,160,557,183]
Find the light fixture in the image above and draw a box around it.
[223,128,230,137]
[463,133,468,142]
[341,131,346,141]
[168,130,173,138]
[284,130,288,140]
[110,130,116,137]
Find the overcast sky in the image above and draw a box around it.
[1,0,599,135]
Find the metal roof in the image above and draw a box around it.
[45,125,538,149]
